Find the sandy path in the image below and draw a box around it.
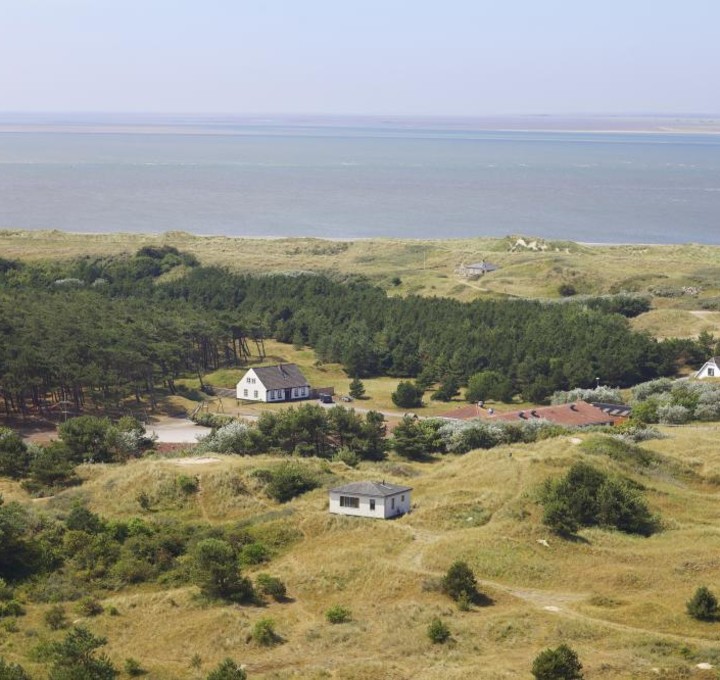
[147,417,211,443]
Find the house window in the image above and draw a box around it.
[253,390,258,398]
[339,496,359,509]
[709,368,715,377]
[243,389,248,397]
[401,495,405,502]
[369,499,376,511]
[391,498,395,509]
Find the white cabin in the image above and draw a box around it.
[696,357,720,379]
[329,481,412,519]
[237,364,311,402]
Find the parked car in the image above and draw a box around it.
[340,395,354,402]
[318,393,333,404]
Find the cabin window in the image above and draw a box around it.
[401,495,405,502]
[391,498,395,509]
[369,499,376,511]
[339,496,359,509]
[710,368,715,377]
[253,390,258,398]
[243,389,248,397]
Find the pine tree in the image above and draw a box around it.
[349,377,366,399]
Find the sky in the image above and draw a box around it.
[1,0,718,116]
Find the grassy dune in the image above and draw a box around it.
[4,427,720,678]
[4,229,720,316]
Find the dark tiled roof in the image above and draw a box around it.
[252,364,309,390]
[330,481,412,497]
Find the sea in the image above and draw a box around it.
[0,114,718,244]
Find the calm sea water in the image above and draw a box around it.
[0,118,718,244]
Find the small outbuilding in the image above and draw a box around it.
[329,481,412,519]
[695,357,720,379]
[456,261,500,279]
[237,364,311,402]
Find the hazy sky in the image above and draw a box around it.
[2,0,718,115]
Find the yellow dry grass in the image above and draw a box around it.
[4,229,720,312]
[5,427,720,678]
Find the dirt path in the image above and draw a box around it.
[392,523,720,647]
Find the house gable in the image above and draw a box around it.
[236,364,311,402]
[696,358,720,379]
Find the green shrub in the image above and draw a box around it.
[44,605,69,630]
[349,377,366,399]
[0,601,25,618]
[532,643,584,679]
[427,617,451,644]
[333,447,360,468]
[442,561,481,605]
[540,462,657,537]
[48,626,118,680]
[687,586,719,621]
[391,381,424,409]
[75,596,104,617]
[325,604,352,624]
[206,658,247,680]
[262,463,318,503]
[255,574,287,601]
[0,658,31,680]
[238,542,269,566]
[177,475,200,494]
[251,617,280,646]
[191,539,254,603]
[124,657,146,676]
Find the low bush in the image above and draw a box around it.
[540,462,657,537]
[427,617,451,644]
[124,657,146,677]
[442,561,482,606]
[75,596,104,617]
[0,601,25,618]
[177,475,200,494]
[255,574,287,601]
[206,658,247,680]
[44,605,68,630]
[687,586,719,621]
[251,617,280,646]
[532,643,584,679]
[260,463,319,503]
[0,658,31,680]
[325,604,352,624]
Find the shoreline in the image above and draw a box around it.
[0,228,704,249]
[1,124,719,137]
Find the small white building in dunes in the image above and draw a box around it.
[329,481,412,519]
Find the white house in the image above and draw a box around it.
[329,481,412,519]
[236,364,311,402]
[695,357,720,379]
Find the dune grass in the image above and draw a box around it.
[4,427,720,677]
[5,229,720,313]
